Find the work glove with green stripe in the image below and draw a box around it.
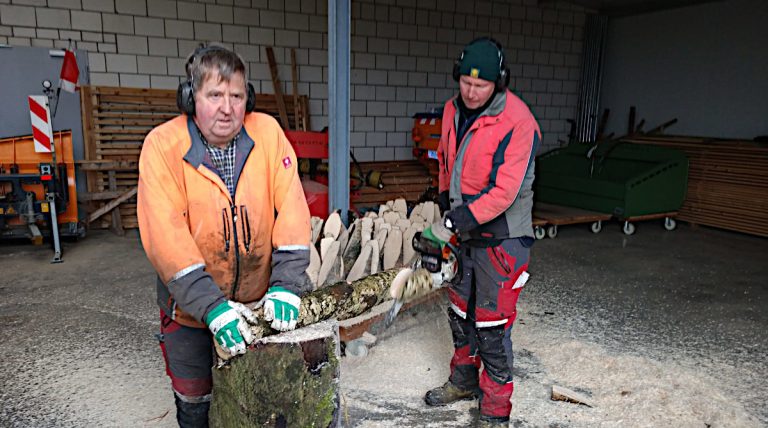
[205,301,257,356]
[263,286,301,331]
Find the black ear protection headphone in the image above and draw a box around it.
[176,44,257,116]
[452,37,510,92]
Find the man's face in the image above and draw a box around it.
[459,75,495,109]
[193,69,247,147]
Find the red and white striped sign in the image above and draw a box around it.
[28,95,54,153]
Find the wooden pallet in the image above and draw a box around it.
[79,85,311,231]
[621,135,768,237]
[532,202,614,238]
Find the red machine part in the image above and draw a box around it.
[411,112,441,186]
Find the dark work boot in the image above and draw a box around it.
[424,381,478,406]
[476,415,510,427]
[175,395,210,428]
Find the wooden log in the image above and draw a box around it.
[233,269,400,346]
[210,320,340,428]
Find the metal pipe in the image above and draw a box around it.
[328,0,351,223]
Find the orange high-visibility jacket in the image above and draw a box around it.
[138,113,311,328]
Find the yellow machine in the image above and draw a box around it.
[0,130,84,254]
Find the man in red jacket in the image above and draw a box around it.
[424,38,541,427]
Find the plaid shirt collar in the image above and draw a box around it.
[201,133,238,197]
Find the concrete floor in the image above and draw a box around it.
[0,220,766,427]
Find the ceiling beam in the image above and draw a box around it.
[538,0,722,17]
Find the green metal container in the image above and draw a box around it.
[535,141,688,218]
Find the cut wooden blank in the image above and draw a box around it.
[396,219,411,232]
[323,211,342,240]
[393,198,407,215]
[551,385,594,407]
[342,219,362,271]
[369,240,380,275]
[306,245,321,289]
[383,228,403,270]
[373,217,384,233]
[422,201,435,224]
[318,241,341,287]
[336,224,349,259]
[310,217,323,245]
[361,217,373,247]
[383,211,400,226]
[410,203,422,220]
[402,226,419,267]
[375,228,388,252]
[320,237,334,261]
[346,241,372,283]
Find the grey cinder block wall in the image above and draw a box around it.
[0,0,589,161]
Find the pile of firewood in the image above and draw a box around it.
[306,198,441,289]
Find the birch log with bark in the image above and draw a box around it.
[230,269,401,348]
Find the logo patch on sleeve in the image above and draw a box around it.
[282,156,292,169]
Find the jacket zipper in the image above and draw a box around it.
[229,204,241,300]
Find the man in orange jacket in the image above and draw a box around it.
[424,38,540,427]
[137,45,311,427]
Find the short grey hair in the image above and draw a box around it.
[185,44,247,91]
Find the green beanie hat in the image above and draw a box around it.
[457,39,502,82]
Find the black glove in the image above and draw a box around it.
[445,205,479,233]
[437,191,450,213]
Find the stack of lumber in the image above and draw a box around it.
[78,85,310,232]
[353,160,435,208]
[621,135,768,237]
[306,198,442,289]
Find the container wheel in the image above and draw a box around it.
[534,226,546,240]
[664,217,677,231]
[547,225,558,239]
[590,221,602,234]
[623,221,636,235]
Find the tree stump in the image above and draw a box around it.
[210,320,341,427]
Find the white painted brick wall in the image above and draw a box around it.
[0,0,586,158]
[135,17,165,37]
[103,13,134,34]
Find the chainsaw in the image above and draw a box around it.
[383,221,461,328]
